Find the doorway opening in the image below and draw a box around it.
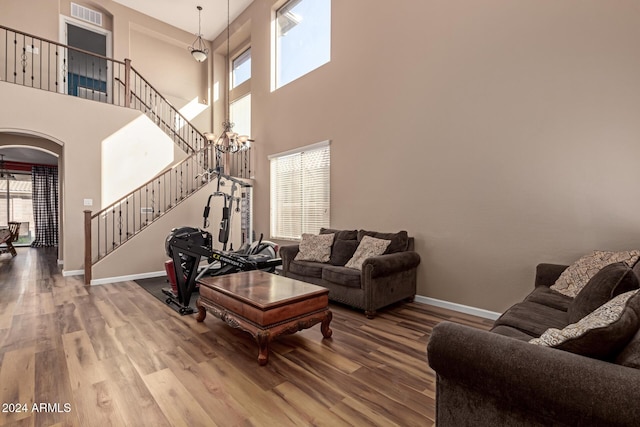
[61,18,112,102]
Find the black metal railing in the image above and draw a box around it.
[0,24,210,154]
[85,144,218,266]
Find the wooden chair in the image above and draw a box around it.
[0,221,21,257]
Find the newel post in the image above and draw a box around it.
[84,210,92,285]
[124,58,131,108]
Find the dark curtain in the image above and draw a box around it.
[31,166,58,247]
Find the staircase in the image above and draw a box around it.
[0,25,252,283]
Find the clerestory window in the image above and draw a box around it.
[274,0,331,89]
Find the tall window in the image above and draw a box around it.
[232,48,251,89]
[230,93,251,137]
[275,0,331,89]
[230,47,251,136]
[269,141,330,240]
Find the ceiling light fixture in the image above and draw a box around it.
[188,6,209,62]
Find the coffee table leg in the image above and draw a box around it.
[195,298,207,322]
[321,310,333,338]
[257,331,270,366]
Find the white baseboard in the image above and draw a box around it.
[62,269,83,277]
[90,270,166,286]
[415,295,501,320]
[81,270,500,321]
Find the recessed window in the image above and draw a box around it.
[275,0,331,89]
[269,141,330,240]
[230,93,251,137]
[232,48,251,89]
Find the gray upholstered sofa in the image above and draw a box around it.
[279,228,421,318]
[427,260,640,426]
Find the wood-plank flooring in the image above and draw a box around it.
[0,247,493,426]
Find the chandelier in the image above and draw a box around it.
[205,123,252,154]
[206,0,253,155]
[188,6,209,62]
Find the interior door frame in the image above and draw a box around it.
[58,15,113,101]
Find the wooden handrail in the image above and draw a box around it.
[114,77,196,152]
[90,144,213,220]
[130,65,208,145]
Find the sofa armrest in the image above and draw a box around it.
[363,251,421,278]
[534,263,568,288]
[279,244,300,274]
[428,321,640,426]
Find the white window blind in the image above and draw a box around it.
[270,141,330,240]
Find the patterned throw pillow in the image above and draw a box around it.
[345,236,391,270]
[530,290,640,359]
[295,233,335,263]
[550,250,640,298]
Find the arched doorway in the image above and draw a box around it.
[0,132,63,259]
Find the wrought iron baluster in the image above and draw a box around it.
[55,47,59,90]
[118,205,123,245]
[21,34,26,84]
[111,207,116,250]
[125,198,129,241]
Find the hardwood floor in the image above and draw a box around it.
[0,247,493,427]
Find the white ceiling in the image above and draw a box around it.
[112,0,255,41]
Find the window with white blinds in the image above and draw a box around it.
[269,141,330,240]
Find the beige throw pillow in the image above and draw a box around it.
[345,236,391,270]
[530,289,640,359]
[550,250,640,298]
[295,233,334,263]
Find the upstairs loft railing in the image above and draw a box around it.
[0,24,231,158]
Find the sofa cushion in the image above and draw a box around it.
[550,250,640,297]
[320,228,358,241]
[288,260,324,278]
[295,233,334,263]
[322,265,361,288]
[329,239,359,266]
[345,236,391,270]
[568,262,639,323]
[491,325,537,341]
[615,328,640,369]
[530,290,640,360]
[358,230,408,254]
[492,301,569,337]
[524,286,573,312]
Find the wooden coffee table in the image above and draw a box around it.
[196,270,332,365]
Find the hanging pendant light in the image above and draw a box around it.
[188,6,209,62]
[210,0,253,155]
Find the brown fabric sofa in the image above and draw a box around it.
[279,228,421,318]
[427,262,640,426]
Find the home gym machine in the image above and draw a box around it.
[163,170,281,315]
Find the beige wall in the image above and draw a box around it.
[232,0,640,313]
[4,0,640,314]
